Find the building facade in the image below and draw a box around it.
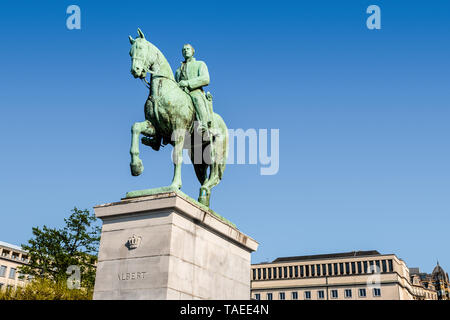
[410,262,450,300]
[0,241,30,290]
[430,262,450,300]
[251,250,438,300]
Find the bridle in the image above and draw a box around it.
[132,45,179,89]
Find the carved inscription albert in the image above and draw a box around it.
[118,271,147,281]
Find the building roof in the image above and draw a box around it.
[0,240,24,252]
[271,250,381,263]
[409,267,421,275]
[432,262,449,282]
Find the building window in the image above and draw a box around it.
[252,269,256,280]
[334,263,338,275]
[305,265,309,277]
[369,260,374,273]
[363,261,368,273]
[375,260,380,273]
[0,265,6,277]
[318,290,325,299]
[9,268,16,280]
[351,262,356,274]
[311,265,315,277]
[388,260,393,272]
[278,267,282,278]
[273,267,277,279]
[263,268,266,279]
[345,262,350,274]
[289,266,293,278]
[339,263,344,275]
[331,290,338,298]
[283,267,287,278]
[322,264,327,276]
[359,288,366,297]
[268,268,272,279]
[304,291,311,300]
[357,261,362,274]
[344,289,352,298]
[292,291,298,300]
[382,260,387,273]
[300,266,304,277]
[294,266,299,278]
[327,264,332,276]
[254,293,260,300]
[373,288,381,297]
[267,293,273,300]
[257,268,261,280]
[279,292,285,300]
[316,264,321,276]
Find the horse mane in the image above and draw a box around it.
[148,42,175,81]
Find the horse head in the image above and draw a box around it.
[129,28,156,79]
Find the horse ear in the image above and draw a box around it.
[137,28,145,39]
[129,35,135,44]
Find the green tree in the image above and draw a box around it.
[0,277,93,300]
[19,207,101,291]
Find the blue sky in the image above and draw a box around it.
[0,0,449,274]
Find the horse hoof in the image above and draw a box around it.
[198,196,210,207]
[198,188,210,207]
[130,160,144,176]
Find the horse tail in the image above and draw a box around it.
[213,113,228,180]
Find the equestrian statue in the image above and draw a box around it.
[127,28,228,207]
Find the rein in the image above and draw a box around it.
[140,69,179,89]
[140,69,189,94]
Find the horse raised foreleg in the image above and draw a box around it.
[130,120,155,176]
[169,130,186,190]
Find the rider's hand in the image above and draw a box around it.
[178,80,188,88]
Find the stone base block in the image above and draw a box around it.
[93,189,258,300]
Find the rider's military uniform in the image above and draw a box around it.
[175,57,213,132]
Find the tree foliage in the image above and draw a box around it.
[19,207,101,290]
[0,277,92,300]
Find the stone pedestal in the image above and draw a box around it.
[93,189,258,300]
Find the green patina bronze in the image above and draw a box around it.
[127,28,228,208]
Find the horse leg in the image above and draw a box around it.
[198,131,227,206]
[130,120,155,176]
[198,184,211,207]
[199,163,222,207]
[169,130,185,190]
[188,144,208,185]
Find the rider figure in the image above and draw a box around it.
[175,44,214,137]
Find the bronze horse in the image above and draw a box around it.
[128,29,228,207]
